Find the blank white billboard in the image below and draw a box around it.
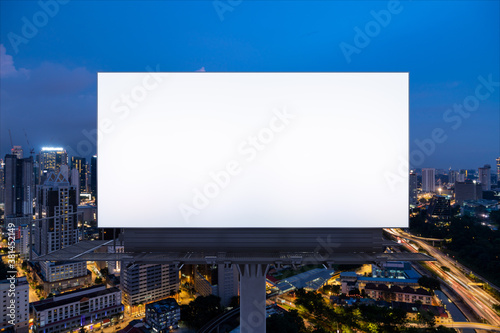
[98,73,408,228]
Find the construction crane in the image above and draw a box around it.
[23,129,35,157]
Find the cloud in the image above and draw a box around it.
[1,56,96,157]
[196,66,206,72]
[0,44,29,78]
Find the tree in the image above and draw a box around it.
[417,310,436,328]
[180,295,223,329]
[266,310,307,333]
[94,277,103,284]
[418,276,440,291]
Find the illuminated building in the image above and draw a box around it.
[33,171,88,291]
[71,156,88,195]
[31,285,122,333]
[11,145,23,159]
[90,155,97,199]
[497,157,500,185]
[39,147,67,183]
[145,298,180,332]
[421,168,435,193]
[121,263,179,311]
[0,276,29,332]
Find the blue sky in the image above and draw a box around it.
[1,0,499,169]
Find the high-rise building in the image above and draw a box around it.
[4,154,34,226]
[90,155,97,199]
[478,164,491,191]
[455,181,483,205]
[0,276,29,332]
[421,168,435,193]
[11,145,23,159]
[121,263,179,313]
[39,147,67,184]
[33,171,87,287]
[448,170,458,185]
[409,172,417,206]
[71,156,88,194]
[496,157,500,185]
[70,168,80,202]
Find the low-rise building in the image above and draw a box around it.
[391,301,452,324]
[145,298,180,333]
[32,285,123,333]
[363,283,432,304]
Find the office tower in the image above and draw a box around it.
[0,159,4,205]
[455,181,483,205]
[421,168,435,193]
[31,285,123,333]
[478,164,491,191]
[39,147,67,183]
[11,145,23,159]
[0,276,29,332]
[4,154,34,226]
[71,156,88,194]
[121,263,179,313]
[33,171,88,289]
[409,172,417,206]
[90,155,97,199]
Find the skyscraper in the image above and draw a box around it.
[4,154,34,225]
[33,171,88,288]
[39,147,67,183]
[90,155,97,199]
[496,157,500,186]
[409,172,417,206]
[71,156,88,194]
[422,168,435,193]
[478,164,491,191]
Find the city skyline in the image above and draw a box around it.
[1,1,499,170]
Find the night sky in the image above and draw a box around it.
[1,0,499,169]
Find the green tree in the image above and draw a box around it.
[180,295,223,329]
[266,310,307,333]
[418,276,440,291]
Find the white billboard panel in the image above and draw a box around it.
[98,73,408,228]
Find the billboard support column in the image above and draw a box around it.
[238,264,269,333]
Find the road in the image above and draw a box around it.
[387,228,500,326]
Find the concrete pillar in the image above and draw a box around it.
[238,264,269,333]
